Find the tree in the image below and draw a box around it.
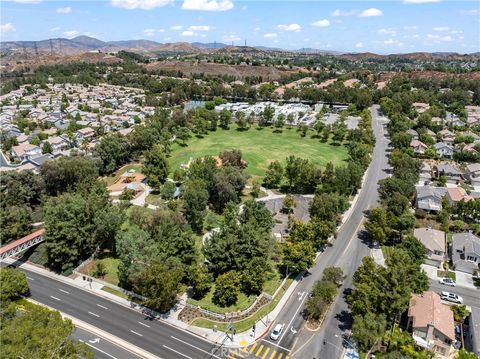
[131,261,182,313]
[176,126,190,146]
[213,271,241,307]
[182,179,209,232]
[143,144,169,189]
[365,207,392,245]
[310,192,348,224]
[160,181,176,200]
[0,304,92,358]
[264,161,283,188]
[241,257,269,295]
[0,268,29,302]
[451,305,469,322]
[250,181,261,198]
[398,236,426,265]
[219,109,232,129]
[455,349,479,359]
[93,133,131,175]
[189,265,213,299]
[92,261,107,278]
[0,205,32,245]
[42,141,52,154]
[282,194,295,214]
[282,240,315,273]
[274,114,285,132]
[352,312,387,352]
[322,267,346,287]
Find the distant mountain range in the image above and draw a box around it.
[1,35,477,59]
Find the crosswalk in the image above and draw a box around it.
[225,341,290,359]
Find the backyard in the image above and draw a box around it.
[169,127,348,178]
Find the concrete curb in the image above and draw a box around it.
[28,298,161,359]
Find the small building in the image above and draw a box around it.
[11,144,42,161]
[434,163,463,184]
[407,291,455,358]
[410,139,428,154]
[451,232,480,274]
[468,307,480,356]
[413,227,446,267]
[75,127,95,142]
[465,163,480,187]
[446,187,473,205]
[416,186,447,212]
[434,142,454,158]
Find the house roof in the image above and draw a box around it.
[447,187,473,203]
[76,127,94,135]
[408,291,455,341]
[414,227,445,253]
[466,163,480,174]
[435,163,462,176]
[452,232,480,256]
[434,142,453,151]
[11,144,40,157]
[417,186,447,200]
[410,139,427,148]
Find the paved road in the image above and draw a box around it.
[20,268,227,359]
[72,327,143,359]
[429,280,480,309]
[261,105,390,359]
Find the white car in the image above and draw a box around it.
[440,291,463,304]
[270,324,284,341]
[439,278,456,287]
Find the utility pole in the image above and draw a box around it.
[49,39,53,55]
[244,39,247,47]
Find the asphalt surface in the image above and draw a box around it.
[263,105,391,359]
[429,280,480,309]
[20,267,227,359]
[72,327,143,359]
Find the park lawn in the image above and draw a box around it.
[102,163,143,186]
[191,278,293,333]
[169,127,348,178]
[186,271,283,314]
[80,254,121,286]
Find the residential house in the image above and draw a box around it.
[468,308,480,356]
[438,129,455,146]
[75,127,95,143]
[413,102,430,114]
[419,162,432,186]
[446,187,473,205]
[407,291,455,358]
[416,186,447,212]
[44,136,70,154]
[413,227,446,267]
[411,139,428,155]
[407,129,419,140]
[434,163,463,184]
[465,163,480,187]
[11,144,42,161]
[451,232,480,274]
[434,142,454,158]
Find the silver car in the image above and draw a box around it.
[440,291,463,304]
[439,278,456,287]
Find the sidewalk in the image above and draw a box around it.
[421,264,478,290]
[371,246,386,268]
[6,257,302,348]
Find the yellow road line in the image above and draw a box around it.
[261,348,270,359]
[255,345,264,356]
[277,353,283,359]
[269,350,277,359]
[249,342,258,354]
[242,345,248,353]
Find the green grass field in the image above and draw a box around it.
[169,127,348,178]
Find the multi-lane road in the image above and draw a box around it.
[21,267,227,359]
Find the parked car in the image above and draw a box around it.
[270,324,284,341]
[440,291,463,304]
[439,278,456,287]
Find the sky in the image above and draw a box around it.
[0,0,479,54]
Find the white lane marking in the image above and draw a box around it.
[130,330,143,337]
[97,304,108,310]
[298,291,306,301]
[138,321,151,328]
[79,340,119,359]
[171,336,222,359]
[163,345,193,359]
[59,289,70,294]
[88,311,100,318]
[260,338,292,352]
[278,292,309,344]
[26,276,34,281]
[50,296,61,301]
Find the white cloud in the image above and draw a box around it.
[188,25,212,31]
[63,30,79,38]
[241,5,246,10]
[426,34,453,42]
[277,23,301,32]
[460,9,479,16]
[359,8,383,17]
[144,28,164,36]
[433,26,450,32]
[355,42,363,48]
[5,0,42,3]
[384,38,394,45]
[56,6,72,13]
[171,25,183,31]
[181,30,197,36]
[0,23,16,34]
[181,0,234,11]
[163,37,172,41]
[404,0,440,3]
[383,38,404,46]
[331,9,356,17]
[50,26,61,32]
[404,25,419,31]
[311,19,330,27]
[264,33,278,39]
[110,0,173,10]
[378,28,397,36]
[223,35,240,42]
